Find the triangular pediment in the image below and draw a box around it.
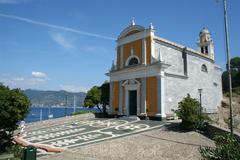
[118,25,145,39]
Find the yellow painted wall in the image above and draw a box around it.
[146,76,157,115]
[112,81,119,113]
[117,47,120,69]
[123,39,142,65]
[117,35,152,68]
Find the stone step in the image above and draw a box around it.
[119,116,140,121]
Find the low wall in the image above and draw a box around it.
[0,154,14,160]
[204,123,240,141]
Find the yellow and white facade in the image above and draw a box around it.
[107,21,168,119]
[107,20,222,119]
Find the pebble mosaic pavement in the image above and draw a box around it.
[23,117,165,157]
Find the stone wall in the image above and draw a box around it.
[204,124,240,141]
[154,41,222,115]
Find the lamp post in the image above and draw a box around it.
[198,89,202,128]
[65,95,68,117]
[223,0,233,136]
[73,95,76,113]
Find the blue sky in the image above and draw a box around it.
[0,0,239,92]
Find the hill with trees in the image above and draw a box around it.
[209,56,240,133]
[24,89,86,107]
[222,57,240,92]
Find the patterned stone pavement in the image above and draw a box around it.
[38,120,214,160]
[23,115,165,158]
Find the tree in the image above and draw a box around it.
[84,82,110,113]
[0,84,30,153]
[230,57,240,71]
[222,70,240,92]
[100,82,109,113]
[175,94,201,130]
[222,56,240,92]
[84,86,102,112]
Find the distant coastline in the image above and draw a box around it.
[24,89,86,107]
[30,105,84,108]
[25,106,98,122]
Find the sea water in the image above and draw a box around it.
[25,107,98,123]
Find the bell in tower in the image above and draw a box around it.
[197,27,214,60]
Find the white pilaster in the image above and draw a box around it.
[151,38,155,64]
[141,77,146,115]
[142,38,146,65]
[156,71,166,118]
[210,42,215,60]
[118,81,123,115]
[120,45,124,68]
[149,27,155,64]
[158,48,163,61]
[137,86,140,115]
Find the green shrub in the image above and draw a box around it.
[175,94,204,130]
[199,134,240,160]
[5,144,23,159]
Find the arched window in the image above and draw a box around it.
[201,64,208,72]
[125,55,140,67]
[205,46,208,54]
[201,47,204,53]
[128,57,139,66]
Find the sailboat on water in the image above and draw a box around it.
[48,106,53,119]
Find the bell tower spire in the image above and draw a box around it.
[197,27,214,60]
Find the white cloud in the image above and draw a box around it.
[84,46,108,53]
[32,71,48,79]
[0,13,115,40]
[82,46,112,57]
[0,77,48,89]
[50,32,113,57]
[50,32,74,49]
[0,71,49,89]
[28,78,47,85]
[60,84,89,93]
[0,0,29,4]
[12,77,24,81]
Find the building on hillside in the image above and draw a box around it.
[106,19,222,119]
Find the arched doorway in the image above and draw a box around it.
[122,79,140,116]
[129,90,137,115]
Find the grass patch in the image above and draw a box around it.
[71,110,94,116]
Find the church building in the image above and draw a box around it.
[107,19,222,119]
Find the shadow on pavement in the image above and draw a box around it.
[163,122,189,133]
[140,122,211,148]
[141,133,210,147]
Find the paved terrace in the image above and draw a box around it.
[22,114,214,160]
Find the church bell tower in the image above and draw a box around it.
[197,27,214,60]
